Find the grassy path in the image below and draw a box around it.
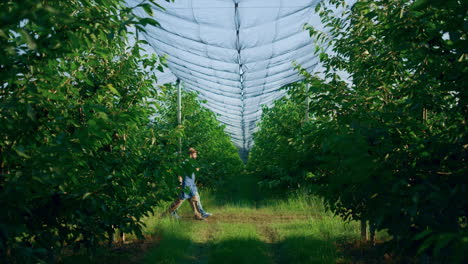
[140,189,362,264]
[60,174,390,264]
[61,172,382,264]
[59,172,389,264]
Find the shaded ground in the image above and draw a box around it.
[136,170,367,264]
[61,236,157,264]
[62,173,395,264]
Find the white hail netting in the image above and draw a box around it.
[128,0,349,150]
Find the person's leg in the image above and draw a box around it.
[171,209,180,219]
[189,196,204,220]
[167,198,184,219]
[194,192,211,218]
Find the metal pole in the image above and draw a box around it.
[177,79,182,152]
[305,83,310,122]
[301,82,310,184]
[177,79,182,125]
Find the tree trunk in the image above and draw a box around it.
[360,220,367,241]
[369,222,376,244]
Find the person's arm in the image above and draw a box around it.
[178,176,183,186]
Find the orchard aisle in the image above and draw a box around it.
[139,174,362,264]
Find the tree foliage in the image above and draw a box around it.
[154,85,244,188]
[247,82,309,190]
[249,0,467,261]
[0,0,178,262]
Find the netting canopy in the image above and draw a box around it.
[128,0,349,150]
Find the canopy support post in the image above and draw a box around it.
[305,83,310,122]
[177,79,182,153]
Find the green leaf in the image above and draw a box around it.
[18,29,37,50]
[414,230,432,240]
[149,0,166,11]
[139,18,160,27]
[13,146,30,159]
[0,29,7,39]
[82,192,93,199]
[107,84,120,96]
[140,3,153,16]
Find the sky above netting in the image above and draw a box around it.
[128,0,349,150]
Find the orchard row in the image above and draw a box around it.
[248,0,467,262]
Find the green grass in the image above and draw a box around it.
[62,173,384,264]
[138,187,367,264]
[141,217,195,264]
[271,217,360,264]
[62,187,378,264]
[58,168,393,264]
[208,223,271,264]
